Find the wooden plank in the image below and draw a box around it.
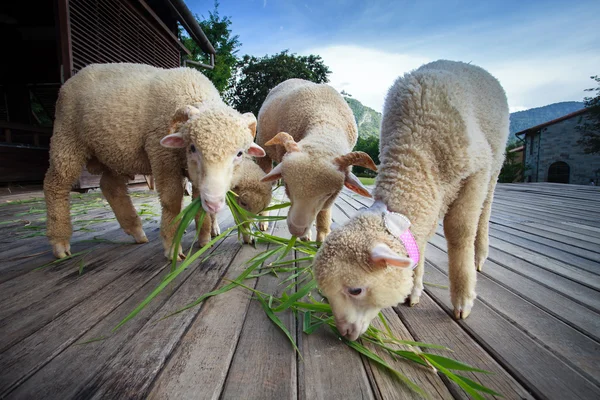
[220,201,298,400]
[489,215,600,248]
[365,308,455,400]
[422,265,600,399]
[70,229,243,398]
[0,247,168,396]
[426,240,600,383]
[3,238,224,399]
[147,199,285,400]
[297,253,375,400]
[430,233,600,341]
[396,296,534,400]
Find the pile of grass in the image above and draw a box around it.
[111,191,499,399]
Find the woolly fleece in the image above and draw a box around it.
[313,60,510,339]
[44,63,258,260]
[256,79,373,241]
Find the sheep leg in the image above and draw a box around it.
[44,147,87,258]
[192,184,213,248]
[257,155,272,231]
[100,171,147,244]
[154,171,185,260]
[443,172,489,320]
[210,213,220,237]
[474,172,499,272]
[408,241,428,306]
[316,207,332,242]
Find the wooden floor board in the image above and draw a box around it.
[1,183,599,399]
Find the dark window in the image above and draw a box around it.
[547,161,570,184]
[529,136,533,155]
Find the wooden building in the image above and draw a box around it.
[0,0,214,186]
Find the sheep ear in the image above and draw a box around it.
[242,112,257,138]
[160,132,186,148]
[248,143,266,157]
[261,163,283,182]
[383,212,411,238]
[370,243,414,269]
[344,172,372,198]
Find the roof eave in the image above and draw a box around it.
[166,0,216,57]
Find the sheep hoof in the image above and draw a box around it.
[409,294,420,307]
[242,233,255,245]
[258,221,269,232]
[52,241,72,259]
[476,264,483,272]
[129,228,148,244]
[452,301,474,320]
[211,225,221,237]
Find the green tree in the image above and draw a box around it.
[353,135,380,176]
[226,50,331,115]
[498,142,524,183]
[181,2,240,94]
[576,75,600,154]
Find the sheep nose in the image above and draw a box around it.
[203,195,225,213]
[288,222,308,237]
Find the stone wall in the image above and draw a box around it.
[524,114,600,185]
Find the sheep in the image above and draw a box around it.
[44,63,265,261]
[313,60,510,340]
[256,78,377,241]
[195,156,273,246]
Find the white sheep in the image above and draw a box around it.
[44,63,265,261]
[256,79,377,241]
[195,156,273,246]
[313,60,510,340]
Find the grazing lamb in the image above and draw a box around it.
[44,63,265,261]
[256,79,377,241]
[195,156,273,246]
[313,60,510,340]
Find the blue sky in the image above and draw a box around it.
[187,0,600,112]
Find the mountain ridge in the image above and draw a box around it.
[344,96,584,143]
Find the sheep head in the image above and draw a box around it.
[261,132,377,239]
[160,103,265,214]
[231,157,273,215]
[313,210,415,341]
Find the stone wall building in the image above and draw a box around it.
[517,109,600,185]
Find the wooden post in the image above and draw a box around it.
[56,0,73,83]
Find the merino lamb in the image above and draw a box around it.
[257,79,377,241]
[196,156,273,246]
[44,63,265,260]
[313,60,510,340]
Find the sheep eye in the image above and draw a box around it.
[239,200,248,208]
[348,288,363,296]
[237,151,243,157]
[190,144,196,153]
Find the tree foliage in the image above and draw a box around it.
[181,2,240,94]
[498,142,524,183]
[576,75,600,154]
[226,50,331,115]
[353,135,380,176]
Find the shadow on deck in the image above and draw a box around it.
[0,183,599,399]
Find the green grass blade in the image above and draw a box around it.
[454,374,503,397]
[113,225,236,331]
[272,279,317,312]
[337,328,426,398]
[422,353,490,374]
[262,202,292,212]
[256,295,300,356]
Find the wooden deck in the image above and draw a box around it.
[0,183,599,399]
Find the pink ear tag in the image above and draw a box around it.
[383,211,420,268]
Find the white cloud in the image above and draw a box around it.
[303,45,429,112]
[302,45,599,113]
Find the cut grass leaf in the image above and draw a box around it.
[256,294,301,356]
[35,250,92,271]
